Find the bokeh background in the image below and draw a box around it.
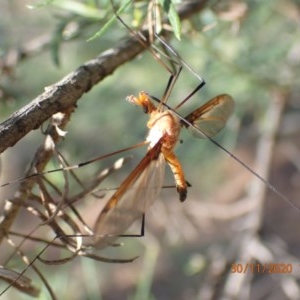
[0,0,300,299]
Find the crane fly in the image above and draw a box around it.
[91,0,236,249]
[94,92,234,248]
[1,2,297,298]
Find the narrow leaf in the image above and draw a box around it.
[87,0,132,42]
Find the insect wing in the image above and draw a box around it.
[184,94,234,138]
[94,148,165,249]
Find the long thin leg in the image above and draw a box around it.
[120,214,145,238]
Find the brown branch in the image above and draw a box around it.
[0,1,208,155]
[0,107,75,243]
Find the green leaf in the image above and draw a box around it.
[51,0,104,19]
[27,0,55,9]
[87,0,132,42]
[167,1,181,40]
[160,0,181,40]
[50,22,65,67]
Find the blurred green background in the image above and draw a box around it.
[0,0,300,299]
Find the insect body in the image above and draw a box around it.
[94,91,234,248]
[128,91,187,202]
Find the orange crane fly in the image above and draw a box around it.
[94,92,234,248]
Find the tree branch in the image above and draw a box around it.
[0,1,208,155]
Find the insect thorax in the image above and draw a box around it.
[146,110,181,150]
